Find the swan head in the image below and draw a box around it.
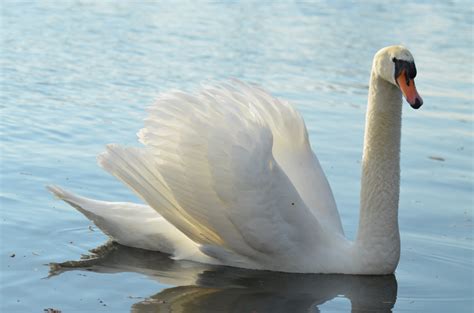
[373,45,423,109]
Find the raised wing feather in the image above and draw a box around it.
[100,81,339,270]
[226,82,343,234]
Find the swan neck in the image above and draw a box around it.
[355,71,402,272]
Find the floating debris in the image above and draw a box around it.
[428,156,445,162]
[44,309,61,313]
[98,298,107,307]
[10,253,15,258]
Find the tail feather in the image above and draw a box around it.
[46,185,201,257]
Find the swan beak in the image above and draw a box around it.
[396,70,423,109]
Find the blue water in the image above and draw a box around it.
[1,1,473,312]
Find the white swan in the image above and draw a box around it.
[49,45,423,274]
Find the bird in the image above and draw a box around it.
[48,45,423,274]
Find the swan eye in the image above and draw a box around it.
[393,58,417,83]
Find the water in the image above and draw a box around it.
[1,1,472,312]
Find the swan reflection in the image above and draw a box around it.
[50,242,397,313]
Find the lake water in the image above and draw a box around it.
[1,1,473,312]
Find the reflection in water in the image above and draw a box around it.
[50,242,397,313]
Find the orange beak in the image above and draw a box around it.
[396,70,423,109]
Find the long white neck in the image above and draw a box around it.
[354,69,402,273]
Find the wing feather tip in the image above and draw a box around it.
[97,143,124,170]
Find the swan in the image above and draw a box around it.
[48,45,423,274]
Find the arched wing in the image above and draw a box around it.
[229,81,343,234]
[99,81,334,270]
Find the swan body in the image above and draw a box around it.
[49,45,423,274]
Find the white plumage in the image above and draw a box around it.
[49,46,422,274]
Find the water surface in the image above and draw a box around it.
[1,1,473,312]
